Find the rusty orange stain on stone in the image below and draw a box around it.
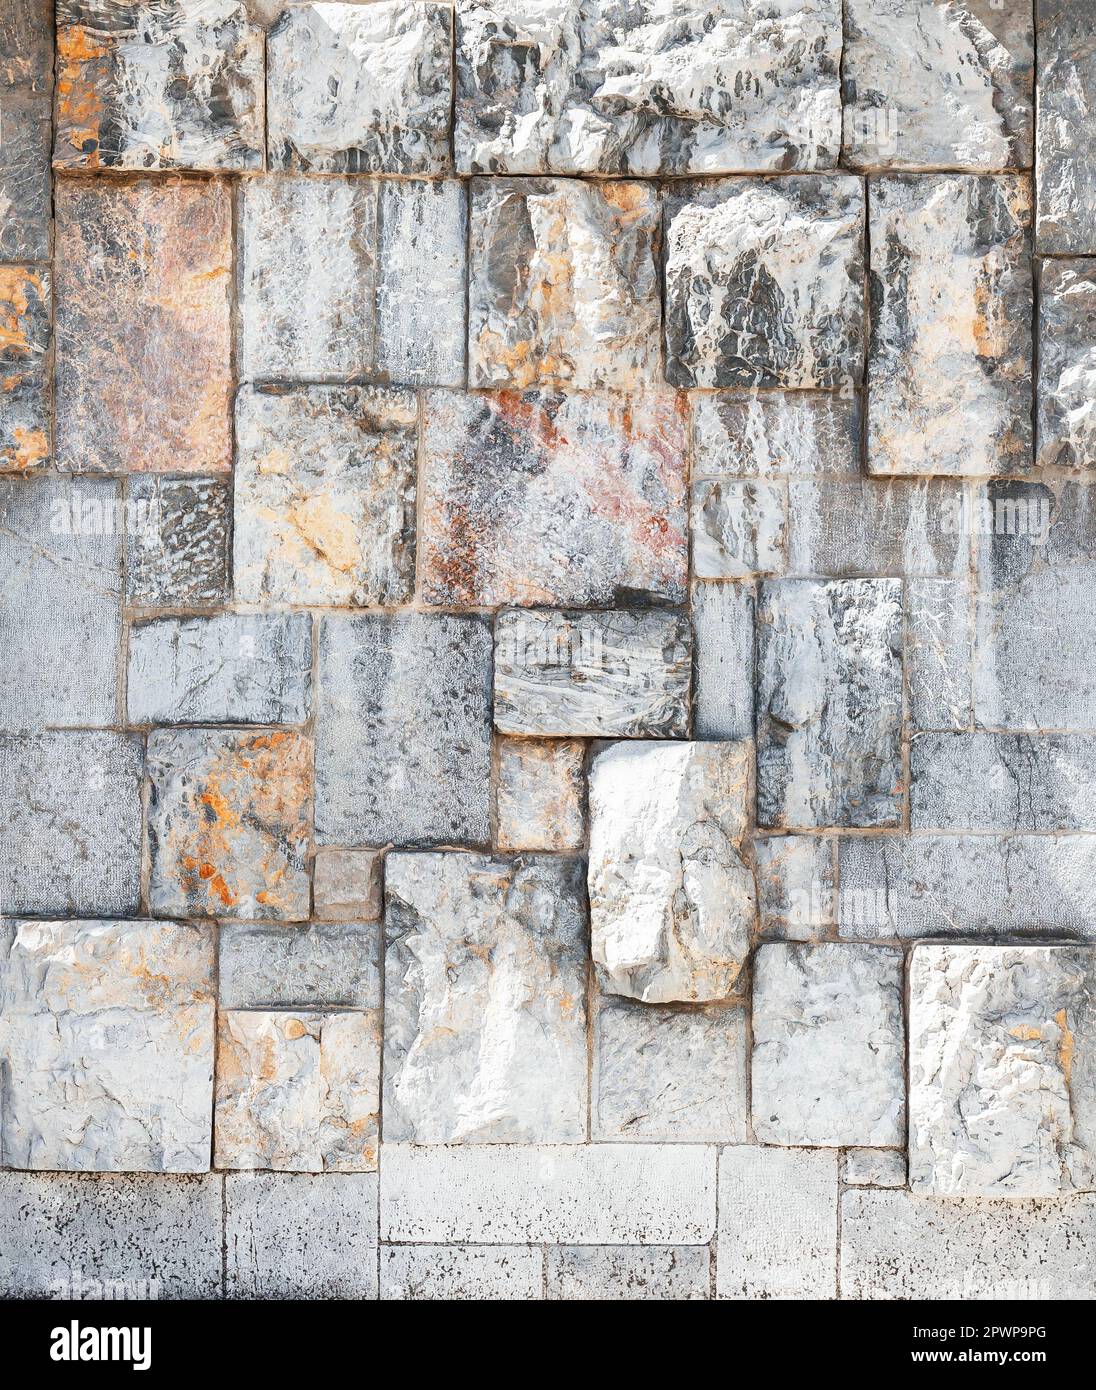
[56,26,107,165]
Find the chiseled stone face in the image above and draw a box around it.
[421,391,687,607]
[751,943,906,1147]
[909,945,1096,1197]
[56,177,232,473]
[756,578,903,830]
[468,177,661,390]
[866,173,1032,476]
[148,729,312,921]
[494,609,691,738]
[383,852,588,1143]
[234,385,417,606]
[0,87,51,261]
[0,919,215,1172]
[218,922,380,1011]
[842,0,1033,171]
[664,176,865,389]
[215,1010,381,1172]
[1037,258,1096,468]
[267,1,452,174]
[589,740,755,1004]
[0,266,49,470]
[124,477,231,608]
[1036,0,1096,254]
[455,0,842,176]
[54,0,264,171]
[691,479,787,579]
[754,835,836,940]
[691,391,861,479]
[496,737,585,852]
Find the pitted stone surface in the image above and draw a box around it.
[455,0,842,176]
[691,479,786,579]
[0,919,215,1172]
[842,1149,906,1189]
[588,740,755,1003]
[1036,0,1096,255]
[382,1244,542,1301]
[496,737,585,852]
[218,922,380,1011]
[0,90,51,262]
[267,1,452,174]
[124,477,231,608]
[692,581,755,742]
[383,852,588,1143]
[546,1246,709,1301]
[1037,258,1096,469]
[691,391,861,479]
[906,577,973,731]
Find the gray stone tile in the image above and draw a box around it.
[1036,0,1096,254]
[691,391,861,480]
[1037,257,1096,468]
[1,0,52,91]
[0,88,51,261]
[124,477,231,608]
[381,1244,541,1301]
[218,921,380,1010]
[313,849,384,923]
[495,737,585,852]
[842,1149,907,1189]
[691,479,787,579]
[906,576,973,731]
[546,1246,709,1301]
[692,581,755,741]
[754,835,836,940]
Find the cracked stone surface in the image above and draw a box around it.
[909,944,1096,1197]
[0,919,215,1172]
[588,740,755,1003]
[0,266,49,470]
[1037,257,1096,468]
[1036,0,1096,254]
[496,737,585,852]
[0,88,51,262]
[383,852,587,1143]
[124,477,231,608]
[691,479,786,580]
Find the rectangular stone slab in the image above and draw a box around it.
[546,1246,710,1301]
[382,1245,542,1302]
[218,922,380,1011]
[1037,258,1096,468]
[1036,0,1096,254]
[0,87,52,261]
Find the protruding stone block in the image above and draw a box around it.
[496,738,585,852]
[1037,258,1096,468]
[124,477,231,608]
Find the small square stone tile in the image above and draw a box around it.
[267,0,451,174]
[215,1009,380,1172]
[421,390,687,607]
[54,0,264,171]
[234,384,417,605]
[313,849,384,923]
[546,1246,709,1302]
[754,835,836,940]
[123,477,231,608]
[148,729,312,921]
[1,0,53,89]
[381,1244,542,1301]
[56,177,232,473]
[468,177,661,390]
[664,176,865,389]
[1036,0,1096,254]
[1037,257,1096,468]
[1,919,215,1172]
[0,732,143,917]
[495,737,585,852]
[0,87,52,261]
[692,581,755,742]
[691,479,787,579]
[316,613,492,846]
[691,391,861,479]
[0,265,49,470]
[218,922,380,1011]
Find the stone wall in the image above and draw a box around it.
[1,0,1095,1301]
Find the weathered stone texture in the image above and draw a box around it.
[421,391,687,607]
[751,943,905,1147]
[494,609,691,738]
[55,0,264,171]
[267,1,451,174]
[0,919,215,1172]
[589,740,755,1003]
[216,1010,380,1172]
[455,0,842,176]
[382,1244,542,1301]
[843,0,1033,171]
[546,1246,709,1302]
[691,581,754,742]
[128,614,312,725]
[754,835,835,940]
[1036,0,1096,254]
[842,1148,906,1189]
[468,177,661,390]
[148,729,312,921]
[0,88,52,262]
[665,176,864,389]
[867,174,1032,476]
[56,178,232,473]
[383,852,587,1143]
[316,614,492,846]
[691,479,786,579]
[691,391,861,479]
[496,737,585,852]
[218,922,380,1011]
[124,477,231,608]
[234,385,417,606]
[906,577,972,731]
[313,850,384,923]
[1037,257,1096,468]
[1,0,53,90]
[756,579,903,830]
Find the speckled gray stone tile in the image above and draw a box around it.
[1037,257,1096,468]
[381,1244,542,1301]
[1036,0,1096,254]
[546,1246,709,1301]
[123,477,230,608]
[0,265,49,470]
[218,921,380,1010]
[692,580,755,742]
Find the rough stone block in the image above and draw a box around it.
[0,732,142,917]
[664,176,865,389]
[267,1,451,174]
[0,919,215,1172]
[421,390,687,607]
[216,1009,380,1172]
[468,177,661,390]
[316,613,492,846]
[906,576,973,730]
[843,1149,907,1189]
[225,1173,378,1299]
[751,943,905,1147]
[546,1246,709,1302]
[691,391,861,479]
[842,0,1033,171]
[128,614,312,725]
[754,836,836,940]
[0,88,51,262]
[313,849,384,923]
[218,922,380,1010]
[381,1143,718,1244]
[717,1147,838,1300]
[1036,0,1096,254]
[1,0,53,90]
[692,581,754,742]
[54,0,264,171]
[867,174,1032,476]
[381,1244,542,1301]
[124,477,231,608]
[455,0,842,176]
[0,270,50,470]
[756,579,903,829]
[1037,257,1096,468]
[56,178,232,473]
[148,729,312,921]
[0,475,120,731]
[234,384,417,606]
[383,852,587,1143]
[691,479,787,579]
[593,998,748,1142]
[494,609,691,738]
[496,737,585,852]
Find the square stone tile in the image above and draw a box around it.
[383,851,588,1142]
[313,849,384,923]
[1037,257,1096,468]
[0,87,52,261]
[148,729,312,921]
[55,177,232,473]
[0,919,215,1172]
[1036,0,1096,254]
[215,1009,380,1172]
[123,477,230,608]
[691,479,787,579]
[315,613,492,847]
[754,835,836,940]
[0,266,48,471]
[495,737,585,852]
[234,384,417,605]
[664,176,864,389]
